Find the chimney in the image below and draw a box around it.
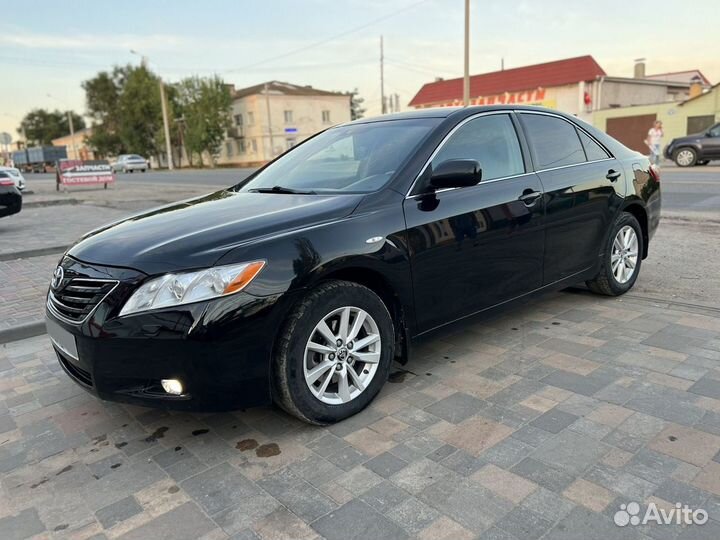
[434,77,444,82]
[633,58,646,79]
[689,75,703,98]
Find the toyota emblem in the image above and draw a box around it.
[51,266,64,290]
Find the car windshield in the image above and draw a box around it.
[237,118,440,194]
[128,155,144,160]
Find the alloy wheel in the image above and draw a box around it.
[303,306,381,405]
[676,149,695,166]
[611,225,639,284]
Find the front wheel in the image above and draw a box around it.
[272,280,394,425]
[586,213,643,296]
[674,147,697,167]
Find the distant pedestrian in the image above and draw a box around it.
[645,120,664,166]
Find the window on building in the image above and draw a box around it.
[322,110,331,123]
[239,140,246,153]
[432,114,524,181]
[284,110,293,124]
[520,113,586,169]
[234,114,243,127]
[226,141,234,157]
[251,139,257,153]
[247,112,255,126]
[577,130,609,161]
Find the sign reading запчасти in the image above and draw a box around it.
[57,159,115,187]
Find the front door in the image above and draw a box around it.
[703,124,720,159]
[404,113,545,333]
[518,113,623,283]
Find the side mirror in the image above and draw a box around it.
[429,159,482,190]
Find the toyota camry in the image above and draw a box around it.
[45,106,661,424]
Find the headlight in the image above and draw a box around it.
[119,260,265,316]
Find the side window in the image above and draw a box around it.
[432,114,525,181]
[577,130,609,161]
[709,124,720,137]
[521,114,586,169]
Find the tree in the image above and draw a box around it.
[82,67,127,156]
[18,108,85,146]
[82,65,166,159]
[175,76,232,167]
[347,89,366,120]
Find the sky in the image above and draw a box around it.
[0,0,718,139]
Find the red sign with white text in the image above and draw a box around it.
[58,159,115,186]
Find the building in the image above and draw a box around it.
[592,83,720,154]
[408,56,708,122]
[215,81,351,167]
[51,128,95,161]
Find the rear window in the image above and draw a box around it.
[0,171,9,178]
[578,130,609,161]
[521,114,586,169]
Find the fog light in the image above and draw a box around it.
[161,379,183,395]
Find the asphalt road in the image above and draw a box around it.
[22,165,720,214]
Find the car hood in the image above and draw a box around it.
[68,190,364,274]
[670,132,705,145]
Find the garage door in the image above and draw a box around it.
[687,115,715,135]
[606,114,657,153]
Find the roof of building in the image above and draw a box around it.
[233,81,347,99]
[645,70,712,86]
[679,82,719,106]
[408,55,606,107]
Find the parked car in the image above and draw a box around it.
[0,166,26,191]
[111,154,149,173]
[46,106,661,424]
[664,123,720,167]
[0,171,22,218]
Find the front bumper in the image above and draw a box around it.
[47,256,293,411]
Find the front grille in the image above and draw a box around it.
[55,349,93,387]
[48,278,118,323]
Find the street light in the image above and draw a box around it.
[47,93,78,158]
[130,50,174,170]
[463,0,470,107]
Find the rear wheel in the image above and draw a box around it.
[673,147,697,167]
[586,213,643,296]
[272,280,394,425]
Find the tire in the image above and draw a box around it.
[673,147,697,167]
[586,213,643,296]
[272,280,395,425]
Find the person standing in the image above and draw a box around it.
[645,120,664,166]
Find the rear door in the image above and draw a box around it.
[404,112,545,332]
[518,112,624,284]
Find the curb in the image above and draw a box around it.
[0,246,67,262]
[0,321,46,345]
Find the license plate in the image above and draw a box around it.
[46,316,79,360]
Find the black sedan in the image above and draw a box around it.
[45,106,661,424]
[0,171,22,218]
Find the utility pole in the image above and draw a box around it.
[394,94,400,114]
[159,80,173,170]
[380,36,386,114]
[131,50,173,170]
[264,83,275,160]
[463,0,470,107]
[66,111,77,159]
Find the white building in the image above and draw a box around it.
[216,81,351,167]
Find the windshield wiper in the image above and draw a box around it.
[248,185,316,195]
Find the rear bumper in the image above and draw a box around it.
[0,190,22,217]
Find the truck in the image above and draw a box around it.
[12,146,68,173]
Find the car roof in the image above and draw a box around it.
[344,105,581,126]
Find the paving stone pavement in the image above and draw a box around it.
[0,255,57,331]
[2,291,720,539]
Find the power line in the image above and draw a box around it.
[221,0,432,74]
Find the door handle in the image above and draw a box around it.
[606,169,622,182]
[518,190,542,206]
